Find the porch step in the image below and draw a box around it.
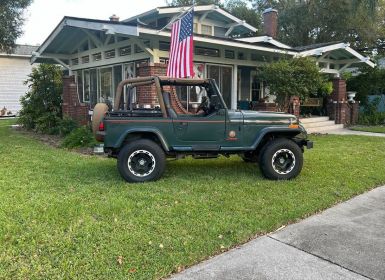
[300,117,344,134]
[299,117,330,124]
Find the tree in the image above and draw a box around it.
[252,0,385,53]
[19,64,63,134]
[260,57,332,111]
[0,0,32,53]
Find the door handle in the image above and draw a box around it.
[178,122,188,126]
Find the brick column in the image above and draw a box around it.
[136,63,167,107]
[62,76,89,125]
[289,96,300,117]
[328,78,349,125]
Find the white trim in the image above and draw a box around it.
[236,36,292,49]
[296,42,375,68]
[139,27,297,55]
[124,5,257,34]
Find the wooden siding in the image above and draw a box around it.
[0,57,33,113]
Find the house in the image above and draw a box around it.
[0,45,38,115]
[31,5,374,124]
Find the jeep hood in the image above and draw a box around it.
[228,110,298,125]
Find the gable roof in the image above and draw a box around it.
[123,5,257,36]
[0,44,38,58]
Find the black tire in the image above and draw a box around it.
[117,139,166,183]
[240,151,258,163]
[259,138,303,180]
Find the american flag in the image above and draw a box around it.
[167,9,195,78]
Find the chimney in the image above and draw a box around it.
[109,14,120,22]
[263,8,278,38]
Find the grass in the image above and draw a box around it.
[1,118,385,279]
[350,125,385,134]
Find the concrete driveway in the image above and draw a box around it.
[171,186,385,280]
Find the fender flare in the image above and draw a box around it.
[251,127,303,149]
[115,128,170,152]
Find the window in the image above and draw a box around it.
[201,24,212,36]
[175,85,208,113]
[193,23,198,32]
[75,71,83,101]
[71,58,79,66]
[159,41,170,51]
[225,50,235,59]
[105,49,116,59]
[99,68,113,104]
[93,52,102,61]
[135,44,143,53]
[83,70,90,102]
[251,53,258,61]
[119,46,131,56]
[195,47,220,57]
[207,65,233,107]
[214,26,227,37]
[82,55,90,64]
[238,52,246,60]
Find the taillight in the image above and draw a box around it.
[98,121,105,131]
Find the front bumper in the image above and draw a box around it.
[305,140,314,149]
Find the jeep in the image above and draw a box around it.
[93,76,313,183]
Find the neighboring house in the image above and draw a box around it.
[0,45,38,114]
[31,5,374,121]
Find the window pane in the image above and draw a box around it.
[114,65,123,109]
[84,70,90,102]
[90,69,98,108]
[100,68,113,104]
[201,24,212,35]
[76,71,84,102]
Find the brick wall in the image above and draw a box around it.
[62,76,89,125]
[136,63,167,107]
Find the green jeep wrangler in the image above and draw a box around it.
[93,76,313,183]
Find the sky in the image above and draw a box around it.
[17,0,167,45]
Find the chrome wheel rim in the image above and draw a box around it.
[272,149,296,175]
[128,150,156,177]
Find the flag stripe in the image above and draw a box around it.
[167,9,194,78]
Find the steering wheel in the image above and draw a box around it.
[196,96,210,114]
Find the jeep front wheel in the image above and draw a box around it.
[117,139,166,183]
[259,138,303,180]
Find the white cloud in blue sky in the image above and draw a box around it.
[18,0,167,45]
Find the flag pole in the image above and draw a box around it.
[157,4,195,33]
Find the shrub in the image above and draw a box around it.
[358,97,385,125]
[61,126,97,149]
[18,64,63,133]
[260,57,332,111]
[58,117,79,136]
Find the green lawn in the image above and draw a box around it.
[1,119,385,279]
[350,125,385,134]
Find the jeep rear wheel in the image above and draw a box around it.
[117,139,166,183]
[259,138,303,180]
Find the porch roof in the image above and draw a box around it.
[32,17,138,64]
[31,17,375,73]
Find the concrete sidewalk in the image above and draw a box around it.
[322,128,385,137]
[171,186,385,280]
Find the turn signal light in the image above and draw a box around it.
[289,124,299,129]
[98,122,105,131]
